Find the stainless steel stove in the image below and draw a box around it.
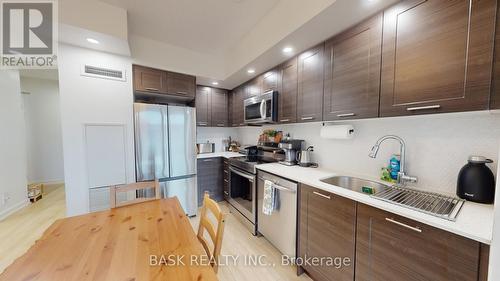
[226,146,282,235]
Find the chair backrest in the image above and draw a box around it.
[110,180,160,208]
[197,192,226,273]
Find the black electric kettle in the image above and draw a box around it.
[457,156,495,204]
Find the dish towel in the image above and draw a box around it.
[262,180,275,215]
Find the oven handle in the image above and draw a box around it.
[229,167,255,182]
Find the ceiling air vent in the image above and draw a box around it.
[81,65,126,81]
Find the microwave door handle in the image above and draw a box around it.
[260,99,266,119]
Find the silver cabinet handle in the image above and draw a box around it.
[224,170,228,174]
[145,87,159,92]
[217,123,225,127]
[337,113,355,117]
[280,119,290,122]
[202,159,213,162]
[177,91,187,95]
[224,179,229,183]
[197,122,208,126]
[406,105,441,111]
[239,123,245,126]
[301,116,314,121]
[224,191,229,195]
[385,218,422,233]
[313,191,331,200]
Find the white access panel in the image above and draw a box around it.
[84,124,127,188]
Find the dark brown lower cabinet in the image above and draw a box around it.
[299,184,356,281]
[197,157,223,206]
[355,204,482,281]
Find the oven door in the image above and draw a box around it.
[228,166,256,223]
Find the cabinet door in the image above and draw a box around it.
[323,14,382,121]
[133,65,167,93]
[211,88,229,127]
[231,87,245,127]
[355,204,480,281]
[166,72,196,98]
[195,86,211,127]
[491,2,500,109]
[297,45,324,122]
[380,0,495,117]
[262,69,278,92]
[197,157,223,206]
[299,184,356,281]
[245,77,263,99]
[278,58,298,124]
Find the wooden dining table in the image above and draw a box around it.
[0,198,218,281]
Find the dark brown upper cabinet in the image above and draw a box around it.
[195,86,211,127]
[133,65,196,100]
[262,69,279,92]
[299,184,356,281]
[245,76,263,99]
[166,72,196,99]
[491,1,500,110]
[297,44,325,122]
[323,14,382,121]
[211,88,229,127]
[231,87,245,127]
[356,203,482,281]
[133,65,167,93]
[380,0,496,117]
[278,58,298,123]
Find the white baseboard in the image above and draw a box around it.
[0,199,29,221]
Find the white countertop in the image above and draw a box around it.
[196,152,242,159]
[255,163,494,245]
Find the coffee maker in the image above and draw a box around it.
[278,139,303,166]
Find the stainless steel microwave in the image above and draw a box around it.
[244,90,278,124]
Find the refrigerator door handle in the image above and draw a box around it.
[161,108,169,178]
[134,109,144,180]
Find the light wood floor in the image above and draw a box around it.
[0,188,311,281]
[0,185,66,273]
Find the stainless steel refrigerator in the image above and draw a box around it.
[134,103,197,216]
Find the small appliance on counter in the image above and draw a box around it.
[297,146,318,168]
[457,156,495,204]
[197,142,215,154]
[278,139,303,166]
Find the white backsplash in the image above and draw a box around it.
[235,111,500,195]
[196,127,239,152]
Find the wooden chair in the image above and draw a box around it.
[197,192,226,273]
[110,180,160,208]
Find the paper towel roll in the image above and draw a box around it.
[320,124,355,139]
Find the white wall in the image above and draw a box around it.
[0,71,28,220]
[58,44,135,216]
[489,143,500,280]
[21,76,64,184]
[197,127,239,152]
[237,111,500,195]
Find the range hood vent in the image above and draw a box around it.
[81,65,126,81]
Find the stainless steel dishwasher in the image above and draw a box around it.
[257,170,298,258]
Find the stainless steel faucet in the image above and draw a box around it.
[369,135,418,186]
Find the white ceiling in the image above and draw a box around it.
[100,0,281,55]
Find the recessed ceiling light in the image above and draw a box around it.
[86,38,99,44]
[212,81,219,85]
[247,69,255,74]
[282,47,293,54]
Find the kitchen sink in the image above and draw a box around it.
[320,176,464,221]
[320,176,391,194]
